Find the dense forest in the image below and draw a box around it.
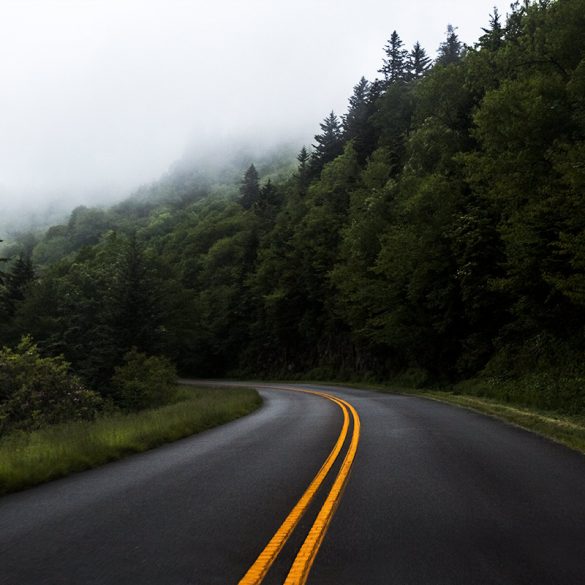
[2,0,585,427]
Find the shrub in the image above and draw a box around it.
[111,348,177,411]
[0,337,103,433]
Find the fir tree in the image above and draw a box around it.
[437,24,463,66]
[379,31,408,83]
[407,42,432,79]
[479,8,504,51]
[239,164,261,210]
[103,235,165,362]
[343,77,371,140]
[368,78,384,103]
[4,254,34,315]
[297,146,311,194]
[343,77,380,162]
[255,179,280,215]
[297,146,310,168]
[310,111,343,176]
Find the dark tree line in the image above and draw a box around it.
[2,0,585,414]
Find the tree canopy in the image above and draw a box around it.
[2,0,585,416]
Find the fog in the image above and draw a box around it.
[0,0,511,229]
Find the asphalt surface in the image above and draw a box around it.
[1,383,585,584]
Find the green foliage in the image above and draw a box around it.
[407,42,432,79]
[0,337,102,433]
[0,386,260,495]
[3,0,585,420]
[111,348,177,411]
[379,31,408,83]
[2,255,34,317]
[239,164,261,210]
[310,111,344,177]
[436,25,464,66]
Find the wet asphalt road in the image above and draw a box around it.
[1,382,585,584]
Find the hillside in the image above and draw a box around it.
[2,0,585,414]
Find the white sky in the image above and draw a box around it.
[0,0,511,217]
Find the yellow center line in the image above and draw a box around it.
[284,395,361,585]
[238,386,351,585]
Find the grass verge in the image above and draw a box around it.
[404,390,585,455]
[0,385,261,496]
[288,379,585,455]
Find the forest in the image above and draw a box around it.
[1,0,585,434]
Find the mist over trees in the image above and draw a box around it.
[2,0,585,424]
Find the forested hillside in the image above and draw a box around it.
[2,0,585,416]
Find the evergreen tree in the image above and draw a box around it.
[79,233,168,387]
[297,146,310,169]
[297,146,311,194]
[368,78,384,104]
[343,77,370,139]
[108,235,163,351]
[0,240,6,287]
[255,179,280,217]
[379,31,408,83]
[436,25,463,66]
[4,255,34,316]
[371,80,414,173]
[505,1,529,41]
[310,111,344,176]
[479,8,504,51]
[5,0,585,412]
[407,42,432,79]
[239,164,261,210]
[342,77,380,162]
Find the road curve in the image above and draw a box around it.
[1,382,585,584]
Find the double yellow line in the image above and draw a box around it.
[239,386,361,585]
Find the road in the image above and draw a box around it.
[1,382,585,584]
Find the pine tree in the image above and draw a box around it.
[343,77,381,162]
[4,254,34,315]
[379,31,408,83]
[297,146,310,168]
[104,234,164,357]
[368,78,384,103]
[343,77,371,140]
[239,164,261,210]
[479,8,504,51]
[407,42,432,79]
[436,25,463,66]
[255,179,280,216]
[297,146,311,194]
[310,111,343,176]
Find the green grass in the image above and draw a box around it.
[408,390,585,455]
[0,385,261,496]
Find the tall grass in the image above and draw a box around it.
[0,386,261,496]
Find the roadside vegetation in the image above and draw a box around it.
[0,338,260,495]
[1,0,585,457]
[0,385,261,496]
[412,390,585,455]
[293,378,585,455]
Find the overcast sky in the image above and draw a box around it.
[0,0,511,218]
